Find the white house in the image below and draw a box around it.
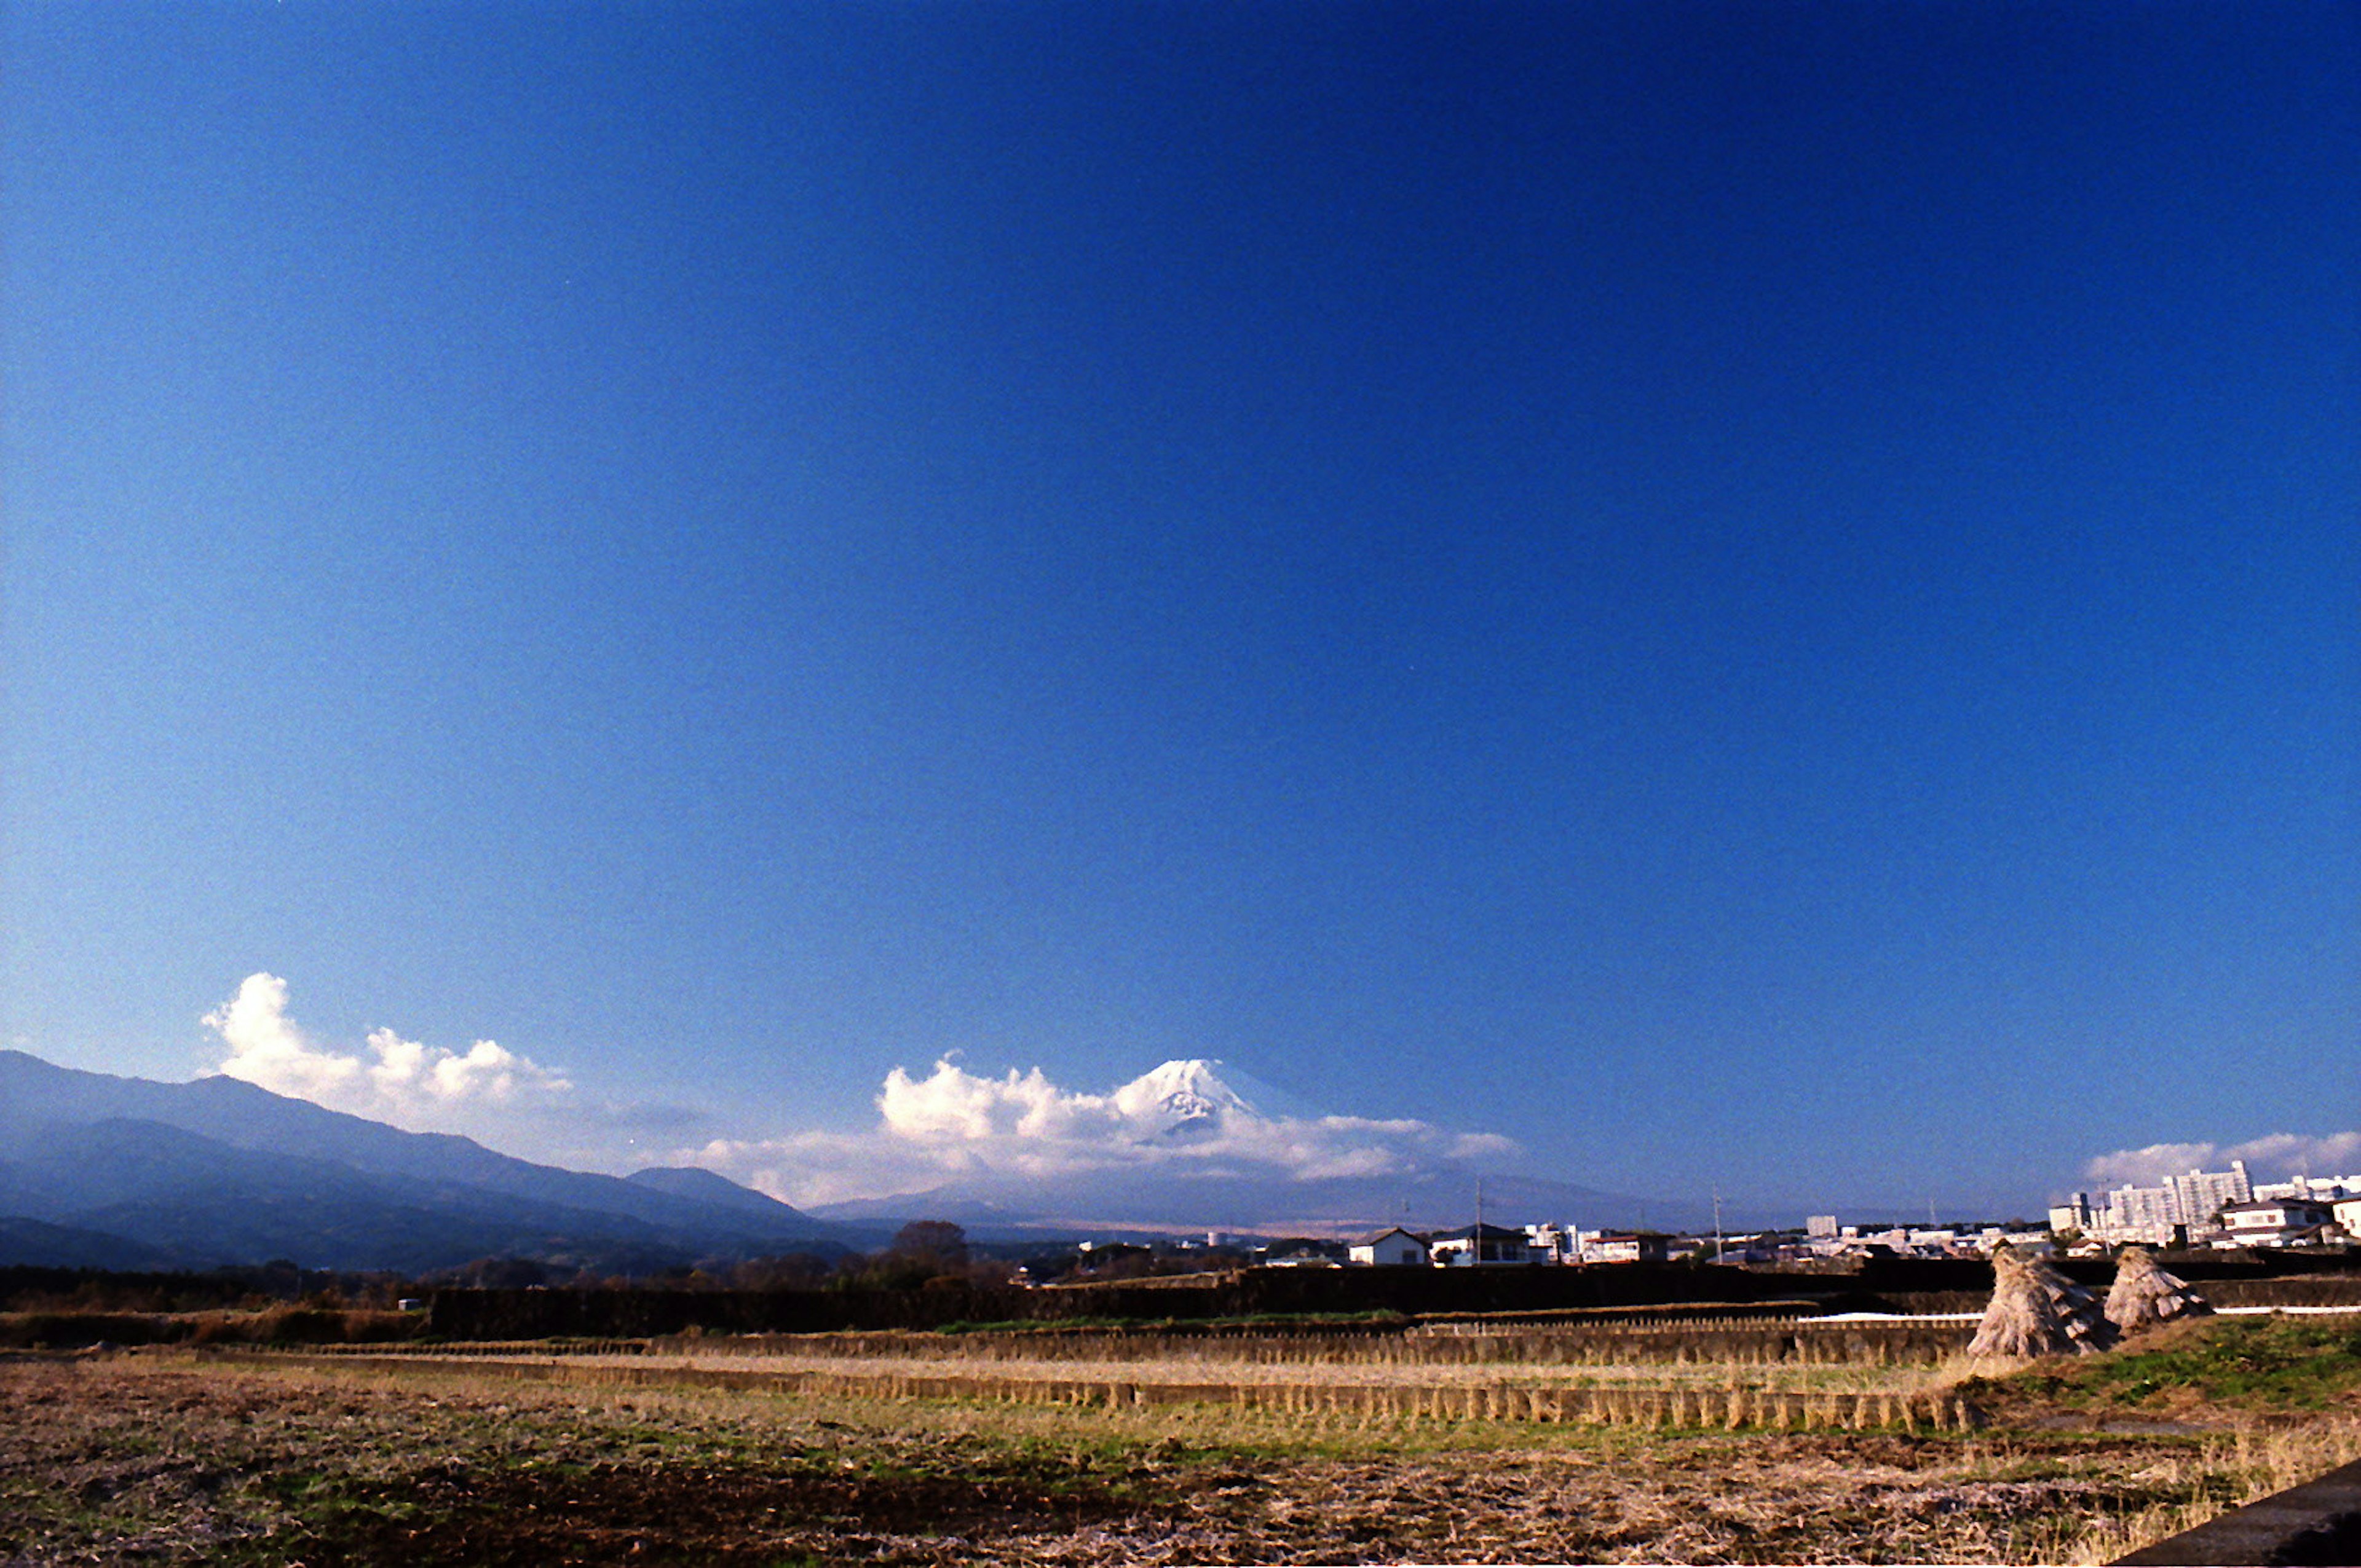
[2335,1196,2361,1242]
[1524,1223,1578,1265]
[1428,1223,1535,1266]
[1347,1227,1431,1267]
[1580,1232,1669,1264]
[2216,1197,2335,1248]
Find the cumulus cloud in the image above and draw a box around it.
[686,1057,1521,1208]
[205,972,571,1125]
[203,973,367,1104]
[2084,1130,2361,1187]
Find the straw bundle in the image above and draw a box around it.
[1969,1246,2116,1357]
[2104,1246,2212,1334]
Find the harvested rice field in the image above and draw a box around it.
[261,1331,1992,1432]
[6,1325,2361,1566]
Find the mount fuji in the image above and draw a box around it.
[803,1057,1672,1237]
[1107,1058,1313,1135]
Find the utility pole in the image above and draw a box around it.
[1475,1177,1485,1264]
[1713,1189,1724,1264]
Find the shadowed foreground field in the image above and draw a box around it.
[6,1347,2358,1565]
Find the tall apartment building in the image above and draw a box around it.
[2074,1161,2252,1242]
[2166,1162,2253,1224]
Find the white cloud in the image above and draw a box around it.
[879,1062,1112,1142]
[364,1026,562,1104]
[686,1056,1520,1208]
[204,972,571,1127]
[2084,1130,2361,1187]
[202,973,366,1103]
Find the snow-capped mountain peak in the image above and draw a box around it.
[1112,1059,1259,1132]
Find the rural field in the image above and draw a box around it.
[6,1312,2360,1565]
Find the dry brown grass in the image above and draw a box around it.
[2102,1248,2212,1336]
[525,1343,1968,1393]
[2025,1423,2361,1566]
[4,1347,2349,1564]
[1971,1251,2113,1359]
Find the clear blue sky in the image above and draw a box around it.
[5,1,2354,1216]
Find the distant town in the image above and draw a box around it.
[1122,1160,2361,1276]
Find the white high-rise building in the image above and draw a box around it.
[2085,1161,2252,1242]
[2167,1162,2252,1225]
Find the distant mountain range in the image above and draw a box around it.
[0,1050,1731,1269]
[0,1051,844,1274]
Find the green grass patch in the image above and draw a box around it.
[1998,1315,2361,1416]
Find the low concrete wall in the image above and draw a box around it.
[2204,1276,2361,1309]
[427,1255,2361,1339]
[2113,1456,2361,1566]
[426,1270,1869,1337]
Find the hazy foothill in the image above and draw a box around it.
[0,1050,844,1278]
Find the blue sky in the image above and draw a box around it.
[4,1,2354,1218]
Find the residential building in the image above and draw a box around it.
[1347,1227,1431,1267]
[2333,1196,2361,1240]
[2215,1197,2334,1248]
[1984,1227,2055,1256]
[1523,1223,1578,1265]
[1580,1231,1669,1264]
[1428,1223,1536,1266]
[2170,1162,2256,1225]
[2254,1174,2361,1203]
[2078,1162,2253,1243]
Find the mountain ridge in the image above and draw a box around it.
[0,1051,843,1272]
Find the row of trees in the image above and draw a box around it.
[427,1221,1001,1294]
[0,1261,416,1314]
[539,1223,1253,1293]
[8,1223,1266,1306]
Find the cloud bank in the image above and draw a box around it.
[689,1057,1519,1208]
[205,972,572,1127]
[2084,1131,2361,1187]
